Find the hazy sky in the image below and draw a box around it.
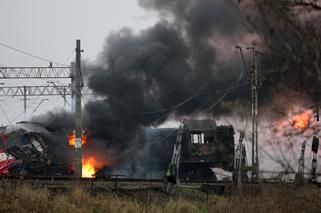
[0,0,157,66]
[0,0,157,125]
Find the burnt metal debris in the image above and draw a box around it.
[149,119,234,182]
[0,120,235,180]
[0,121,71,176]
[181,120,234,180]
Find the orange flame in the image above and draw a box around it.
[291,110,312,130]
[82,157,96,178]
[68,131,87,146]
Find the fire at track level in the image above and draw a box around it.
[82,157,96,178]
[68,131,96,178]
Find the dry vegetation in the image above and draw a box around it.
[0,183,320,212]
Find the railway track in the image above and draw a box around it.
[2,174,320,196]
[0,174,231,184]
[0,174,299,184]
[0,174,232,191]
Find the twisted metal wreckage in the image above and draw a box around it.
[0,120,235,180]
[0,122,71,175]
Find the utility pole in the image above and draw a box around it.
[71,62,76,112]
[311,136,319,181]
[295,140,306,183]
[248,41,259,180]
[237,131,245,188]
[74,40,83,178]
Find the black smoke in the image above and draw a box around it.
[33,0,259,177]
[86,0,250,144]
[31,0,321,178]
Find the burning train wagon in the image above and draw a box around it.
[0,122,72,176]
[146,120,234,180]
[0,120,234,180]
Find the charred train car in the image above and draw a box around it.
[0,120,234,180]
[0,122,72,176]
[147,120,234,180]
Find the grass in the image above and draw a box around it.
[0,183,320,212]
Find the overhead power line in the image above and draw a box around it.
[112,57,250,160]
[0,42,77,124]
[32,99,49,113]
[106,73,249,159]
[108,79,247,161]
[0,41,64,66]
[204,64,245,113]
[62,49,75,66]
[109,128,177,161]
[9,96,41,124]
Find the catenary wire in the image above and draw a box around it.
[9,96,41,124]
[0,41,64,66]
[108,78,249,160]
[107,55,250,160]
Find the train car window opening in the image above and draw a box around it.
[191,133,205,144]
[204,133,215,144]
[21,135,29,145]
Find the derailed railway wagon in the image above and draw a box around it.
[180,120,234,179]
[0,122,71,175]
[0,120,234,181]
[147,120,235,180]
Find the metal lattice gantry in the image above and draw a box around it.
[0,86,72,97]
[0,66,71,79]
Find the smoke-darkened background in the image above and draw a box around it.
[34,0,321,175]
[85,0,251,141]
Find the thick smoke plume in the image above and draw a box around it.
[86,0,251,143]
[78,0,255,176]
[33,0,321,177]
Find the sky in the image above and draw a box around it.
[0,0,157,125]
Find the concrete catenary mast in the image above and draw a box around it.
[74,40,83,177]
[249,41,259,180]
